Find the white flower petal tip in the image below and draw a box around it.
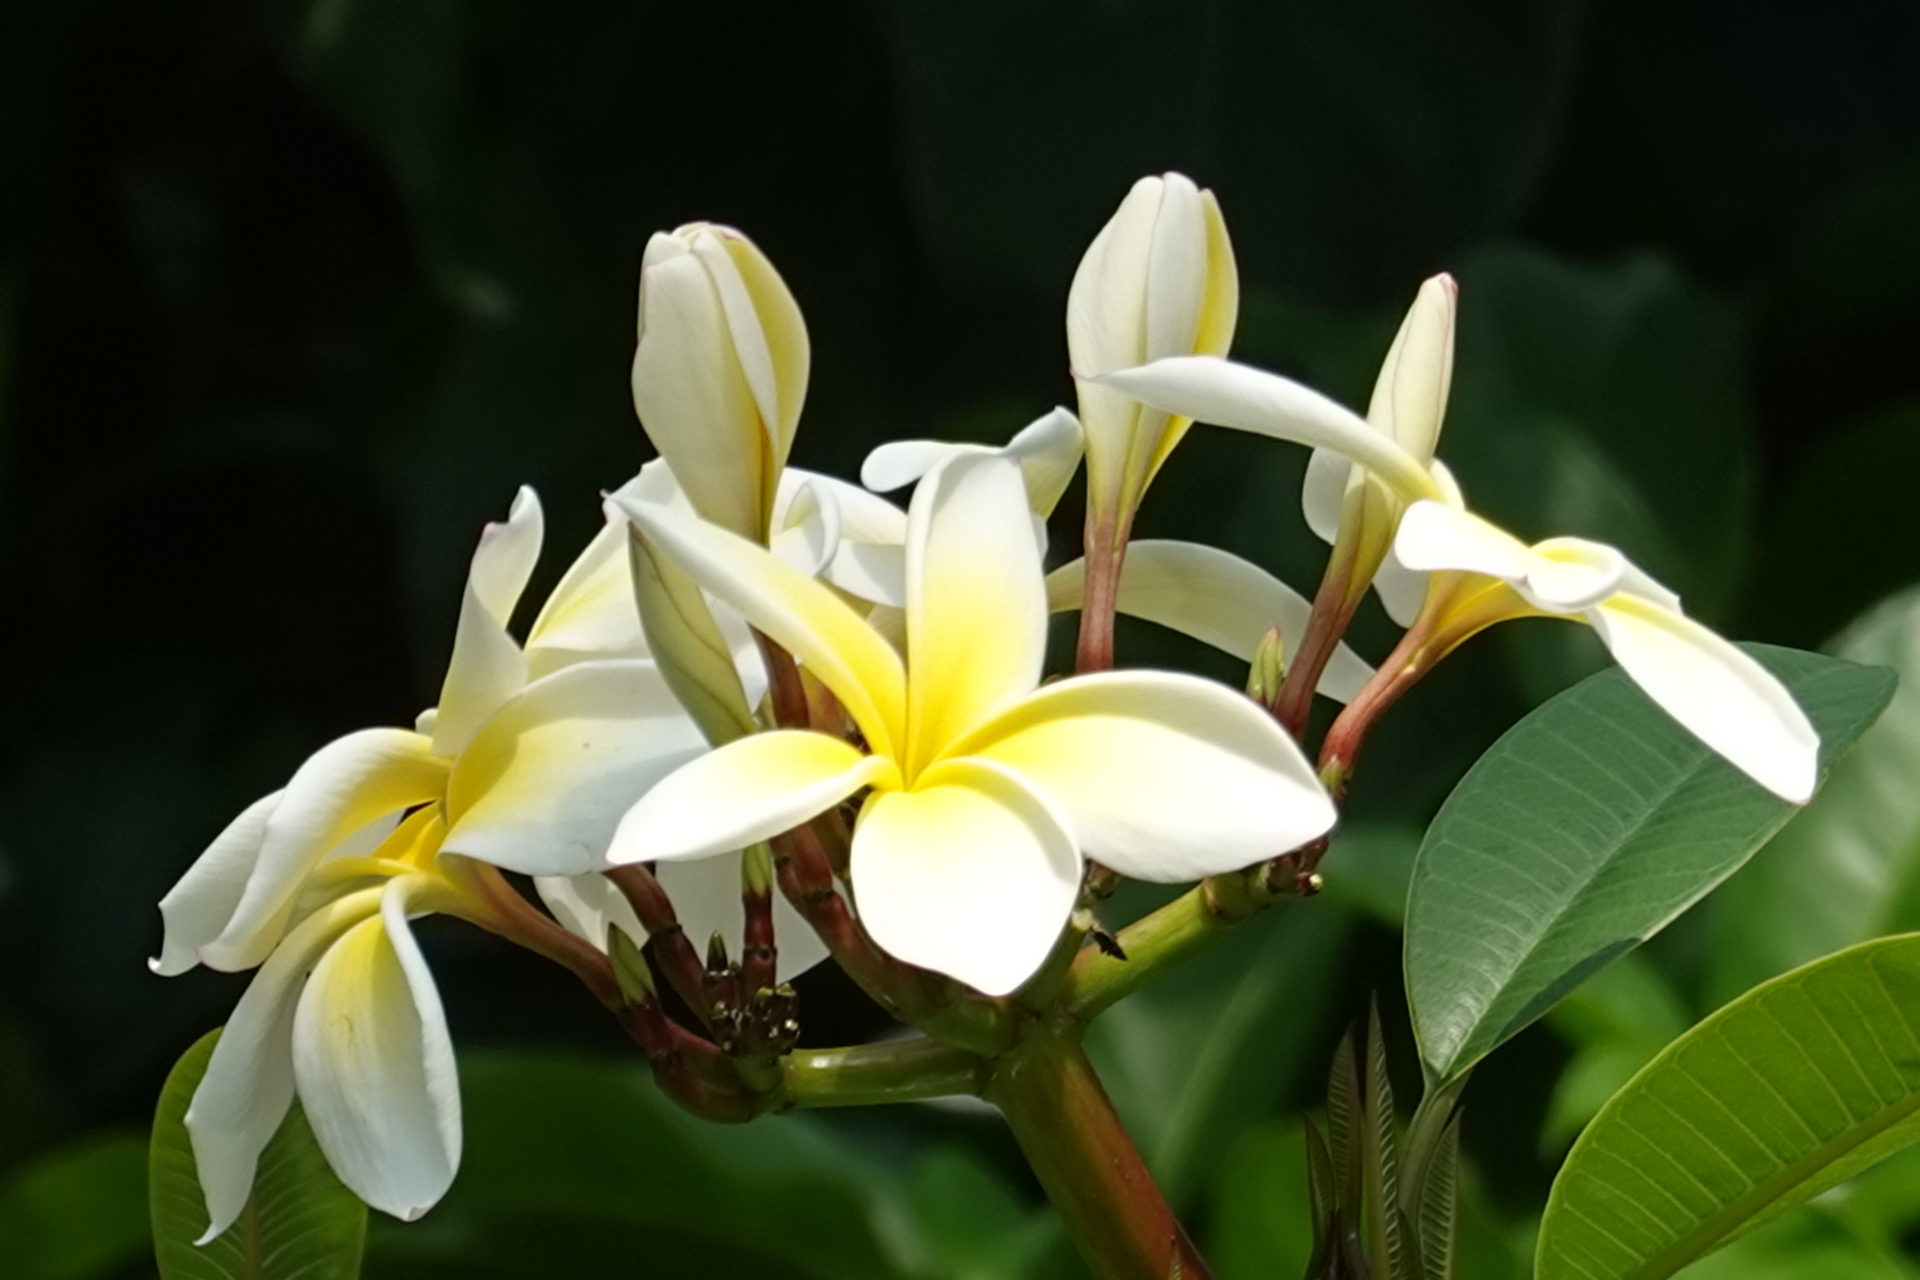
[607,731,894,866]
[851,758,1081,997]
[1590,598,1820,804]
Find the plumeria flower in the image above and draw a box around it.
[149,484,795,1235]
[632,222,808,543]
[608,454,1335,997]
[1393,500,1818,801]
[1093,349,1819,803]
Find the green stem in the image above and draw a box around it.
[782,1037,988,1108]
[987,1015,1213,1280]
[1063,875,1271,1021]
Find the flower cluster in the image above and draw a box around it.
[153,178,1817,1237]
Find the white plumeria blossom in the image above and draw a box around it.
[608,453,1336,997]
[150,482,813,1236]
[1394,500,1819,803]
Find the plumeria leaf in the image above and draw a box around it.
[1536,933,1920,1280]
[1416,1114,1461,1280]
[152,1029,366,1280]
[1406,645,1893,1086]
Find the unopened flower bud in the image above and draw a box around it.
[632,223,809,542]
[1246,625,1288,710]
[1069,174,1238,535]
[608,928,657,1006]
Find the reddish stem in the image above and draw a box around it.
[988,1018,1214,1280]
[1075,513,1132,674]
[1273,555,1359,742]
[608,863,719,1028]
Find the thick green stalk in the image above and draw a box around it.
[782,1037,988,1108]
[987,1015,1213,1280]
[1064,873,1271,1020]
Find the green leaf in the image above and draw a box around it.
[1085,897,1350,1206]
[1359,1005,1406,1280]
[1711,583,1920,1004]
[0,1132,148,1280]
[151,1029,367,1280]
[1416,1115,1461,1280]
[1536,933,1920,1280]
[364,1050,915,1280]
[1406,645,1894,1085]
[1205,1122,1316,1280]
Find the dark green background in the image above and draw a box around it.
[4,0,1919,1275]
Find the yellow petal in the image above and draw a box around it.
[903,455,1047,777]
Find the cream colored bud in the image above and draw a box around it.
[632,223,809,542]
[1246,625,1288,710]
[1068,174,1238,531]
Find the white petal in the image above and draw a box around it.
[1301,447,1352,544]
[186,887,384,1242]
[1096,357,1443,505]
[861,440,965,494]
[444,660,711,876]
[292,878,461,1223]
[1000,407,1086,517]
[708,227,809,465]
[824,540,907,608]
[770,474,842,579]
[1519,538,1628,613]
[1144,173,1208,359]
[851,757,1080,996]
[203,730,447,972]
[1371,547,1431,628]
[607,731,895,864]
[524,487,652,679]
[433,488,542,755]
[152,791,282,976]
[1393,500,1535,581]
[1068,176,1161,380]
[957,671,1336,881]
[1366,273,1456,462]
[783,468,909,545]
[654,854,832,983]
[535,872,648,951]
[614,495,908,759]
[903,454,1048,774]
[1589,597,1820,803]
[631,249,765,539]
[1045,540,1374,702]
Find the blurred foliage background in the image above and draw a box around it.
[4,0,1920,1276]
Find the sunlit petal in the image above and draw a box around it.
[713,227,809,465]
[1521,538,1628,613]
[433,488,542,755]
[1393,500,1535,581]
[1589,596,1820,803]
[614,495,907,757]
[770,473,842,579]
[956,671,1335,881]
[152,790,282,977]
[607,731,896,865]
[903,455,1048,774]
[1096,357,1443,505]
[203,730,447,972]
[1045,541,1374,702]
[524,476,652,678]
[445,660,710,876]
[852,758,1080,996]
[292,877,460,1223]
[186,887,384,1242]
[1366,273,1456,461]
